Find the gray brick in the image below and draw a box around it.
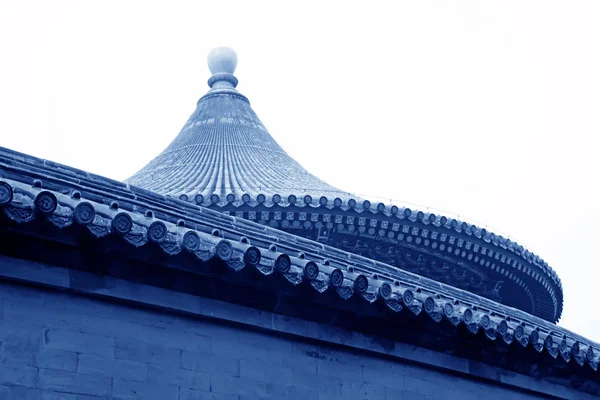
[42,392,79,400]
[116,359,148,382]
[211,338,267,361]
[75,396,108,400]
[147,364,210,390]
[211,338,316,374]
[317,395,363,400]
[76,315,151,341]
[292,370,342,397]
[78,354,147,381]
[317,395,355,400]
[0,364,37,387]
[113,378,179,400]
[405,375,453,397]
[277,351,318,374]
[0,322,43,365]
[36,349,78,372]
[0,386,79,400]
[37,369,112,396]
[180,389,239,400]
[384,387,412,400]
[0,386,29,400]
[18,290,188,354]
[265,383,319,400]
[211,374,268,398]
[1,341,76,373]
[0,274,587,400]
[0,321,35,342]
[182,350,239,376]
[239,359,292,384]
[77,354,114,376]
[3,300,81,332]
[362,366,405,391]
[341,380,385,400]
[316,358,362,382]
[115,337,181,367]
[43,329,114,358]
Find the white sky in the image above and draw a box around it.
[1,1,599,342]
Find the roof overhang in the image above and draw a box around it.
[0,146,597,381]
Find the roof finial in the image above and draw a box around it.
[207,47,238,89]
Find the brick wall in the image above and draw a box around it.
[0,280,548,400]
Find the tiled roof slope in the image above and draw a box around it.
[126,47,350,204]
[124,48,563,323]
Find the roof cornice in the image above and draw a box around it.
[0,147,596,372]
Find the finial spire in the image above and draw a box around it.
[207,47,238,89]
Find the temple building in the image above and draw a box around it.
[0,47,598,399]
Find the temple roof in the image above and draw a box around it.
[1,46,597,395]
[124,47,564,323]
[126,47,351,204]
[0,146,597,375]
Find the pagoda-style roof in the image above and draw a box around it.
[125,48,563,323]
[127,47,350,204]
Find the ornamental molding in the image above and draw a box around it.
[0,171,595,372]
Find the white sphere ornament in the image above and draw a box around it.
[207,47,238,76]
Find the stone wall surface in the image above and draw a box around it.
[0,280,553,400]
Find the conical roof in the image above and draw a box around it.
[125,47,563,323]
[126,47,350,204]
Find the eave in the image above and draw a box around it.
[196,195,562,322]
[0,146,596,376]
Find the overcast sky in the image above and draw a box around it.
[1,1,599,342]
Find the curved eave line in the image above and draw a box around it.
[0,144,563,322]
[191,195,563,322]
[175,191,562,295]
[0,177,594,372]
